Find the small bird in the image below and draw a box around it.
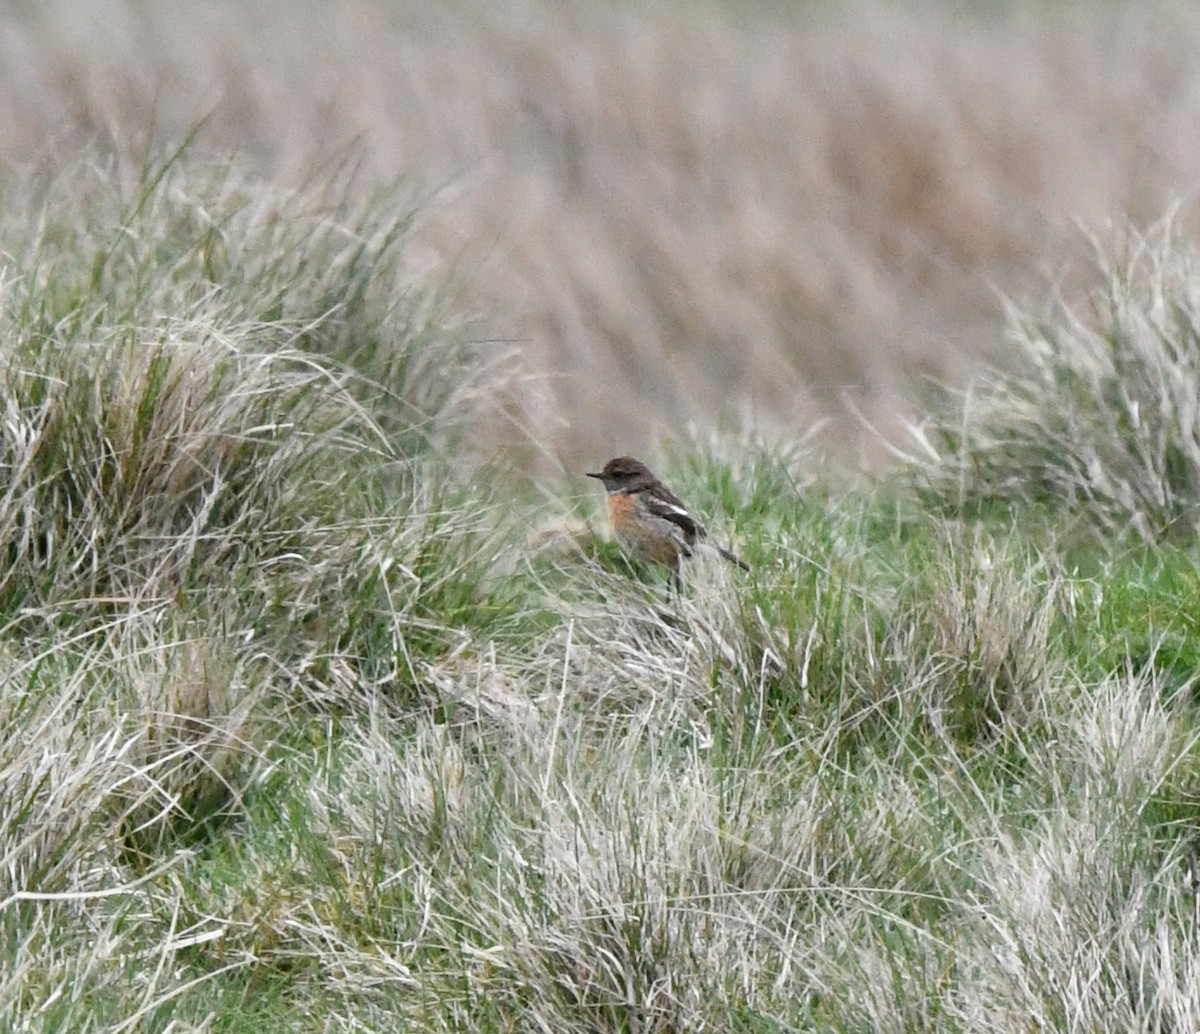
[587,456,749,588]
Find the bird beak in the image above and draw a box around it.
[586,471,603,479]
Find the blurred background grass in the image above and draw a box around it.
[3,0,1199,470]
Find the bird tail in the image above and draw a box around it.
[715,544,751,572]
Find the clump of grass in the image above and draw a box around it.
[0,143,519,674]
[0,328,369,611]
[20,631,248,862]
[119,629,258,851]
[694,451,1062,753]
[0,141,528,1025]
[945,666,1200,1031]
[912,216,1200,541]
[13,137,503,448]
[889,528,1062,744]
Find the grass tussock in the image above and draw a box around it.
[914,216,1200,541]
[0,145,529,1029]
[0,148,514,665]
[892,529,1062,742]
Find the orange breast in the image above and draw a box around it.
[607,492,685,568]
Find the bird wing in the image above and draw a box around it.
[643,493,707,542]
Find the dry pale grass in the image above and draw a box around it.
[5,0,1200,468]
[259,560,1200,1032]
[912,216,1200,539]
[896,529,1062,739]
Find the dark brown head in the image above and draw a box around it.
[586,456,657,493]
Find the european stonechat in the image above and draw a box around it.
[587,456,749,587]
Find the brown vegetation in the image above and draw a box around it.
[4,0,1200,469]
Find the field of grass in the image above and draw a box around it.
[5,2,1200,1032]
[0,146,1199,1032]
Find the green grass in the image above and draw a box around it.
[4,145,1200,1033]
